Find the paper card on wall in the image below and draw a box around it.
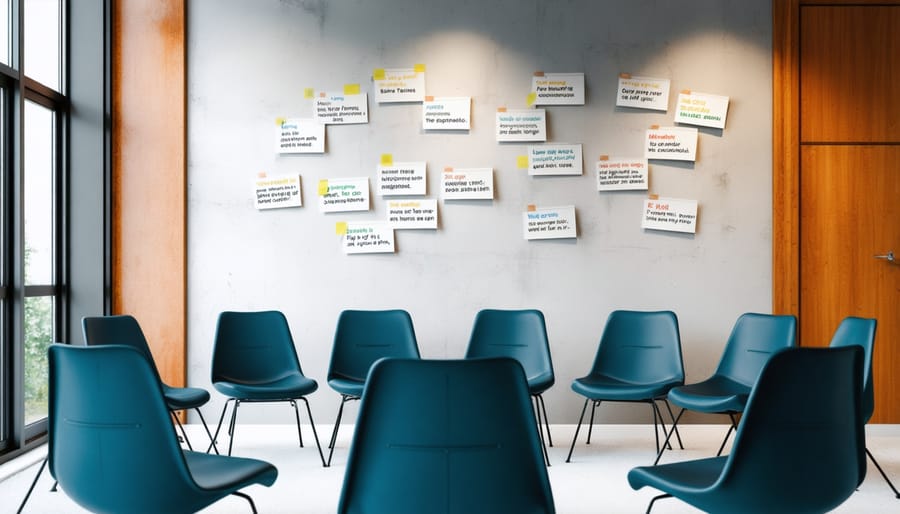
[276,118,325,154]
[314,92,369,125]
[527,144,583,175]
[674,91,730,129]
[596,158,648,191]
[641,197,698,234]
[496,109,547,142]
[377,161,427,196]
[645,126,698,161]
[342,221,395,254]
[373,68,426,103]
[387,199,438,229]
[319,177,370,212]
[254,174,302,209]
[441,168,494,200]
[616,75,671,111]
[531,73,585,105]
[523,205,577,240]
[422,97,471,130]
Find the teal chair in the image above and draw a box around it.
[465,309,555,466]
[44,344,277,513]
[326,309,420,466]
[566,310,684,462]
[655,312,797,464]
[829,316,899,498]
[210,310,325,465]
[629,346,865,513]
[82,315,216,453]
[338,358,555,514]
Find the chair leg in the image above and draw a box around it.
[231,491,258,514]
[650,401,673,452]
[661,399,684,449]
[209,398,234,454]
[327,396,353,467]
[290,400,305,448]
[298,397,327,467]
[532,398,551,467]
[227,399,242,456]
[194,407,219,454]
[867,447,900,498]
[645,493,673,514]
[654,408,685,465]
[536,394,553,447]
[587,400,600,444]
[171,409,194,451]
[716,413,738,457]
[16,457,48,514]
[565,398,590,463]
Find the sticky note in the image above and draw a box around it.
[533,71,545,77]
[380,154,393,166]
[319,92,326,97]
[257,171,267,178]
[373,68,386,80]
[318,179,329,196]
[335,222,348,235]
[424,95,434,102]
[444,167,454,172]
[527,205,537,212]
[497,107,507,113]
[650,124,660,130]
[599,155,609,161]
[303,88,314,99]
[526,92,537,107]
[649,194,659,200]
[681,89,691,95]
[276,117,286,126]
[343,84,361,95]
[516,155,529,169]
[619,72,632,79]
[414,63,426,73]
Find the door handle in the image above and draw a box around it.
[874,251,895,263]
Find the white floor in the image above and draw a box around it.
[4,424,900,513]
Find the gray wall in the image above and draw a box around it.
[186,0,773,424]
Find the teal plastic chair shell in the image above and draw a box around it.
[48,344,277,514]
[210,310,325,463]
[326,309,421,466]
[338,358,555,514]
[629,346,865,514]
[82,315,215,452]
[566,310,684,461]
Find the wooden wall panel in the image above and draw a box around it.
[112,0,186,389]
[800,6,900,143]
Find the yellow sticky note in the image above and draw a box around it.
[344,84,361,95]
[381,154,393,166]
[526,92,537,107]
[335,222,348,235]
[318,179,329,196]
[303,88,314,99]
[414,63,426,73]
[276,117,286,126]
[373,68,386,80]
[516,155,529,169]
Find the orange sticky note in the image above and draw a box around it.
[527,205,537,212]
[373,68,386,80]
[414,63,426,73]
[516,155,529,169]
[335,222,348,235]
[424,95,434,102]
[319,92,326,97]
[275,117,286,126]
[599,155,609,161]
[303,88,315,99]
[650,124,660,130]
[257,171,267,178]
[380,154,393,166]
[526,92,537,107]
[444,167,454,172]
[619,72,632,79]
[343,84,361,95]
[318,179,329,196]
[648,194,659,200]
[533,71,545,77]
[681,89,691,95]
[497,107,507,113]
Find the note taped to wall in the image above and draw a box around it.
[377,161,427,196]
[641,197,698,234]
[387,199,438,229]
[373,67,426,103]
[276,118,325,154]
[254,174,302,209]
[531,73,585,105]
[523,205,577,240]
[528,143,583,176]
[342,221,395,254]
[674,91,730,129]
[496,109,547,142]
[596,158,648,191]
[441,168,493,200]
[645,126,698,162]
[422,96,471,130]
[314,92,369,125]
[319,177,370,212]
[616,75,671,111]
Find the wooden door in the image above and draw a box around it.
[796,4,900,422]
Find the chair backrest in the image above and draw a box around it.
[712,346,865,513]
[589,310,684,385]
[828,316,877,423]
[714,313,797,386]
[327,309,420,384]
[338,358,555,514]
[48,344,217,513]
[212,310,305,385]
[82,314,156,365]
[464,309,554,388]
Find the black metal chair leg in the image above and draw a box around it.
[650,401,674,451]
[565,398,590,463]
[532,398,551,467]
[587,400,600,444]
[537,394,553,447]
[716,414,738,456]
[232,491,258,514]
[327,396,351,467]
[194,407,219,454]
[867,447,900,498]
[227,399,241,456]
[290,400,304,448]
[299,397,327,467]
[16,457,48,514]
[651,399,660,454]
[171,409,193,451]
[645,493,673,514]
[661,399,684,449]
[208,398,234,454]
[654,407,685,465]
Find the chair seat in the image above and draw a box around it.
[185,450,278,490]
[571,374,682,401]
[162,384,211,410]
[214,372,318,401]
[667,376,750,413]
[328,376,365,398]
[628,455,726,492]
[527,371,555,395]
